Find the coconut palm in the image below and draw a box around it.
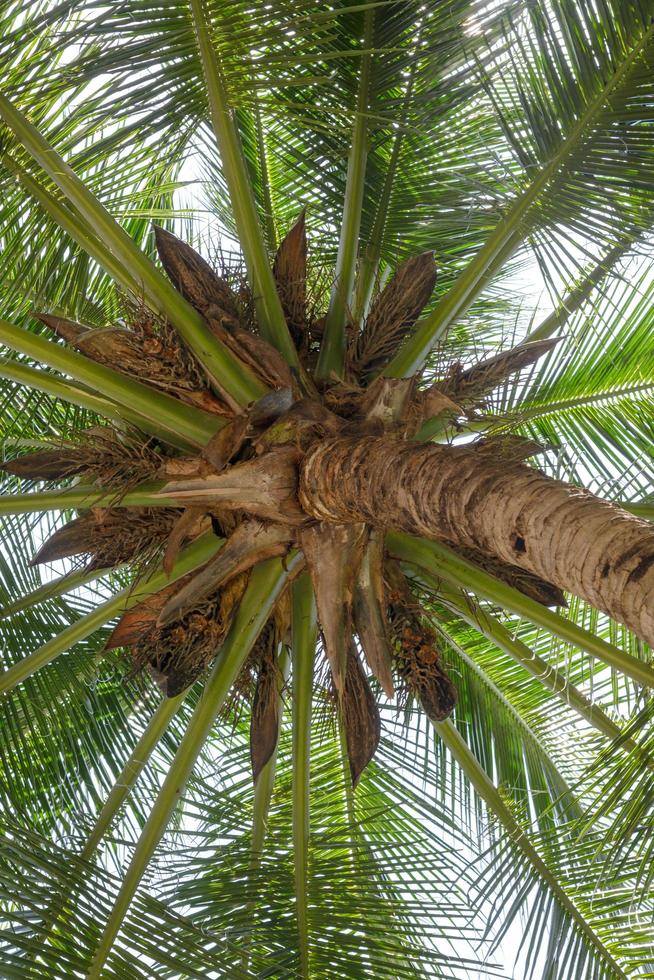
[1,0,654,976]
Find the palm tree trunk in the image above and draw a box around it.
[299,436,654,646]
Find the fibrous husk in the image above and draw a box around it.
[451,544,567,607]
[154,225,293,391]
[158,519,294,626]
[154,225,240,326]
[352,531,394,697]
[324,377,416,434]
[300,522,368,695]
[349,251,437,377]
[441,337,560,404]
[253,398,341,453]
[36,312,89,343]
[31,507,179,569]
[340,643,381,787]
[250,628,282,782]
[386,568,457,722]
[272,210,308,350]
[1,448,88,481]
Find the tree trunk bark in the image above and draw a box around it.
[299,435,654,647]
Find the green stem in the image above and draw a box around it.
[383,20,654,377]
[316,10,375,379]
[0,533,223,694]
[36,696,183,959]
[188,0,298,368]
[0,318,224,449]
[353,50,419,323]
[0,483,167,516]
[434,582,631,748]
[622,502,654,519]
[253,98,278,250]
[87,554,300,979]
[0,95,262,407]
[0,564,111,621]
[3,154,144,300]
[0,357,199,451]
[524,242,630,342]
[291,574,317,979]
[82,696,185,859]
[386,532,654,689]
[434,719,628,980]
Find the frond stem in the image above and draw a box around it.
[189,0,299,368]
[316,9,375,379]
[435,718,628,979]
[87,554,300,979]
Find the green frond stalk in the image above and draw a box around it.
[0,318,224,450]
[353,54,419,322]
[316,10,375,380]
[624,502,654,520]
[525,241,631,342]
[438,584,630,748]
[387,532,654,690]
[434,718,628,980]
[0,484,167,517]
[0,94,263,408]
[87,554,300,979]
[0,563,110,621]
[0,358,198,451]
[2,154,144,300]
[0,533,223,694]
[291,573,317,979]
[83,695,185,858]
[384,20,654,377]
[36,696,183,953]
[189,0,298,368]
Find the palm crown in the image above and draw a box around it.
[1,1,654,977]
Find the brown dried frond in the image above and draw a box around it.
[340,644,381,787]
[0,425,162,487]
[79,428,164,489]
[348,251,437,378]
[65,304,228,416]
[31,506,179,570]
[451,544,566,607]
[153,226,240,326]
[131,571,249,697]
[273,211,308,350]
[1,447,89,481]
[441,338,560,404]
[386,571,457,722]
[250,632,283,781]
[36,313,89,343]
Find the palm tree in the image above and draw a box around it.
[1,0,654,976]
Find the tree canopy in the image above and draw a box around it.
[0,1,654,977]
